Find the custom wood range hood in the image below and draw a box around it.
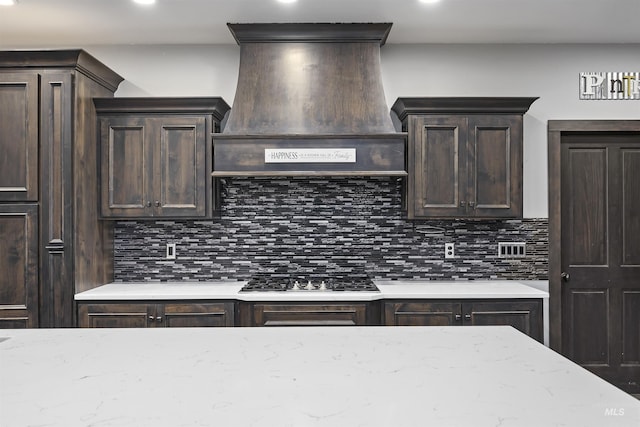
[212,23,407,177]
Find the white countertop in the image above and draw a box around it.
[74,280,549,302]
[375,280,548,299]
[75,281,245,301]
[1,326,637,427]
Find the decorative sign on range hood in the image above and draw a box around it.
[212,23,407,177]
[264,148,356,164]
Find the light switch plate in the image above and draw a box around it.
[498,242,526,258]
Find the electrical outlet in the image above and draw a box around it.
[444,242,455,259]
[166,243,176,260]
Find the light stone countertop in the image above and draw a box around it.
[74,280,548,302]
[1,326,638,427]
[74,280,245,301]
[374,279,548,299]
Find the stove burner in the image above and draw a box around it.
[240,273,379,292]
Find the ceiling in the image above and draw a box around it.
[1,0,639,47]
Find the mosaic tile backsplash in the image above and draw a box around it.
[114,177,548,282]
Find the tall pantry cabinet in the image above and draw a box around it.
[0,50,123,327]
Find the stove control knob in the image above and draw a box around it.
[306,280,314,290]
[292,280,300,290]
[319,280,327,291]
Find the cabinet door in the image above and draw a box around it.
[153,117,207,217]
[0,205,39,328]
[100,116,150,217]
[409,115,468,218]
[160,302,235,327]
[384,301,460,326]
[467,115,522,217]
[463,300,542,342]
[78,303,151,328]
[0,73,39,201]
[248,303,369,326]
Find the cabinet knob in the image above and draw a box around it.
[146,201,152,207]
[156,316,163,322]
[464,314,472,320]
[155,201,160,207]
[561,272,570,282]
[469,201,476,208]
[455,314,462,321]
[460,201,466,207]
[148,315,155,322]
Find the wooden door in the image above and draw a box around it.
[409,115,467,218]
[0,204,39,328]
[100,116,149,217]
[154,117,207,217]
[468,115,522,218]
[0,73,39,201]
[550,122,640,393]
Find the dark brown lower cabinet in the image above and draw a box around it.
[78,302,235,328]
[239,302,380,327]
[384,299,543,342]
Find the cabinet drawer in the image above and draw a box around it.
[241,302,371,327]
[162,303,235,327]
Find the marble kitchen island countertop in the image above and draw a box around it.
[1,326,638,427]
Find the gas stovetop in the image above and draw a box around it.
[240,274,379,292]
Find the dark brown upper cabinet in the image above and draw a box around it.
[392,98,537,219]
[95,98,230,219]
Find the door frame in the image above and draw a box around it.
[548,119,640,352]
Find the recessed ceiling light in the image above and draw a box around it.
[277,0,298,3]
[0,0,18,6]
[419,0,441,4]
[133,0,156,5]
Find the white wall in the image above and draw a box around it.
[84,43,640,218]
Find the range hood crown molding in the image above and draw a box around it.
[227,23,393,45]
